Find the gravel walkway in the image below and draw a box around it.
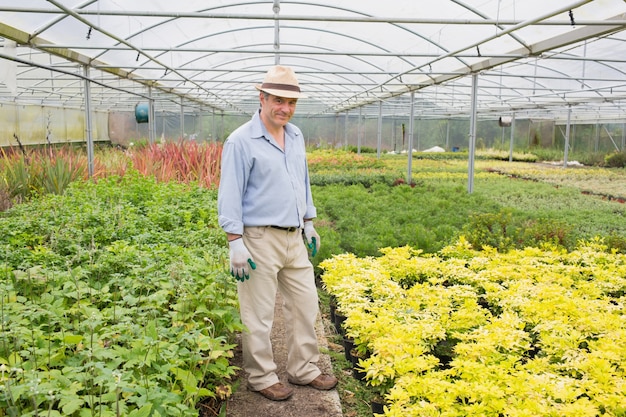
[226,292,343,417]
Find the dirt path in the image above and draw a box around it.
[225,292,343,417]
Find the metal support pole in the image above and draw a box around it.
[344,111,349,148]
[376,101,383,158]
[509,113,515,162]
[212,110,216,141]
[563,106,572,168]
[407,91,415,183]
[148,86,155,144]
[468,73,478,193]
[358,107,362,154]
[180,97,184,140]
[220,112,225,140]
[334,114,339,148]
[83,65,94,178]
[273,0,280,64]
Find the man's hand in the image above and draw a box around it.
[303,221,321,257]
[228,238,256,281]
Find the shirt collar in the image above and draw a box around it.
[251,109,299,141]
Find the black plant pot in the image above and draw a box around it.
[343,337,355,362]
[334,313,347,336]
[350,348,368,381]
[352,366,366,381]
[371,398,385,415]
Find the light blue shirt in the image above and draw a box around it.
[218,110,317,235]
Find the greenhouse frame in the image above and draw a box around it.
[0,0,625,153]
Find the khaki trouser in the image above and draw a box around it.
[239,226,321,391]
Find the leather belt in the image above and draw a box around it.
[269,225,299,232]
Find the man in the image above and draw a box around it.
[217,65,338,401]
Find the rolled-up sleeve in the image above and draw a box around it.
[218,138,247,235]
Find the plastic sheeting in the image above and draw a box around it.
[0,103,107,147]
[0,0,624,122]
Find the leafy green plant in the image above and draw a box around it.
[462,210,519,251]
[0,174,240,416]
[604,150,626,168]
[1,152,33,201]
[35,154,85,195]
[1,146,89,200]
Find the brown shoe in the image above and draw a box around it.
[289,373,338,390]
[255,382,294,401]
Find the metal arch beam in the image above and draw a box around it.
[44,0,242,113]
[332,1,599,112]
[330,1,601,112]
[25,0,97,40]
[20,2,468,96]
[171,25,404,66]
[172,53,373,104]
[73,1,470,73]
[0,25,231,112]
[0,48,152,100]
[93,1,434,73]
[450,0,532,51]
[330,11,626,114]
[1,2,625,120]
[187,54,380,95]
[2,5,623,26]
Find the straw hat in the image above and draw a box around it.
[255,65,307,99]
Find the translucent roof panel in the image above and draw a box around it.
[0,0,625,121]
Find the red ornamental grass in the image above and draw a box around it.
[129,140,222,188]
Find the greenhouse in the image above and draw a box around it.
[2,2,626,417]
[1,0,625,152]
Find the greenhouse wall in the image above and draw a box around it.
[2,103,623,154]
[0,103,108,148]
[108,111,249,146]
[296,114,625,154]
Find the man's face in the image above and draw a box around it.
[260,93,298,129]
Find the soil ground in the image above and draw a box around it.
[224,292,343,417]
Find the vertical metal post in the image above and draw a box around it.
[180,97,184,140]
[212,110,216,141]
[344,111,349,148]
[407,91,415,183]
[358,107,362,154]
[392,119,396,151]
[376,101,382,158]
[468,73,478,194]
[83,65,94,178]
[334,114,339,148]
[509,113,515,162]
[148,86,155,144]
[273,0,280,64]
[563,106,572,168]
[220,112,225,140]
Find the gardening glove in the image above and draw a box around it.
[303,221,321,257]
[228,238,256,282]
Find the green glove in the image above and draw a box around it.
[303,221,320,257]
